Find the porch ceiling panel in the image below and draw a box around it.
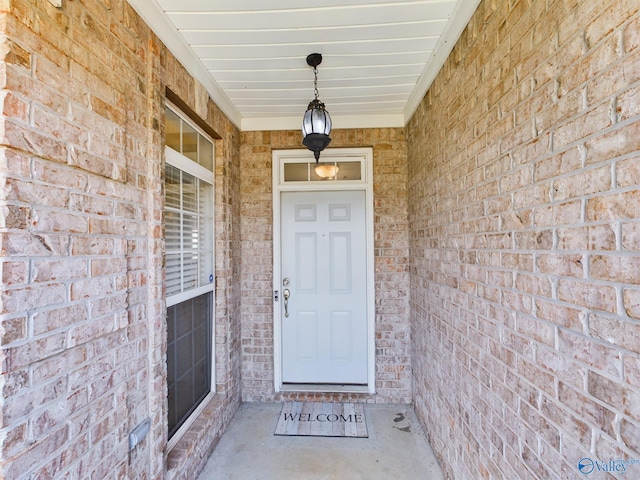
[127,0,481,131]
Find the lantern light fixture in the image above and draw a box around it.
[302,53,332,162]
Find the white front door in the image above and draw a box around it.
[280,190,368,384]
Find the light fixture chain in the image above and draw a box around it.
[313,66,319,99]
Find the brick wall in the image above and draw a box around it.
[0,1,241,478]
[240,128,412,403]
[407,0,640,478]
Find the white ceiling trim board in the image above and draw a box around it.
[403,0,482,123]
[157,0,432,11]
[241,114,405,132]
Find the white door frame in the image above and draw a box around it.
[272,147,375,394]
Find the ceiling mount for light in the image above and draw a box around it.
[302,53,332,162]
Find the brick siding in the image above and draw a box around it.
[407,0,640,478]
[0,1,241,478]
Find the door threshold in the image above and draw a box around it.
[280,383,372,394]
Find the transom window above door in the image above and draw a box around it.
[279,155,366,184]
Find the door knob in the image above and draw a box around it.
[283,288,290,318]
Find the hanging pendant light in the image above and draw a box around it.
[302,53,332,162]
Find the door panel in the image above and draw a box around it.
[281,190,368,384]
[297,312,318,360]
[295,232,318,293]
[330,232,351,293]
[330,312,353,360]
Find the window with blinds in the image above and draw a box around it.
[165,165,214,297]
[164,103,215,446]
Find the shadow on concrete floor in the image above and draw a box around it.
[197,403,444,480]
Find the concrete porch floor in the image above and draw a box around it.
[197,403,444,479]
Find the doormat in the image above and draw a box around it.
[275,401,368,438]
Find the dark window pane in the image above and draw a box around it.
[167,292,212,438]
[167,384,177,432]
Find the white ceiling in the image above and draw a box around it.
[126,0,481,131]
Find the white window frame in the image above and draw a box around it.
[165,103,216,451]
